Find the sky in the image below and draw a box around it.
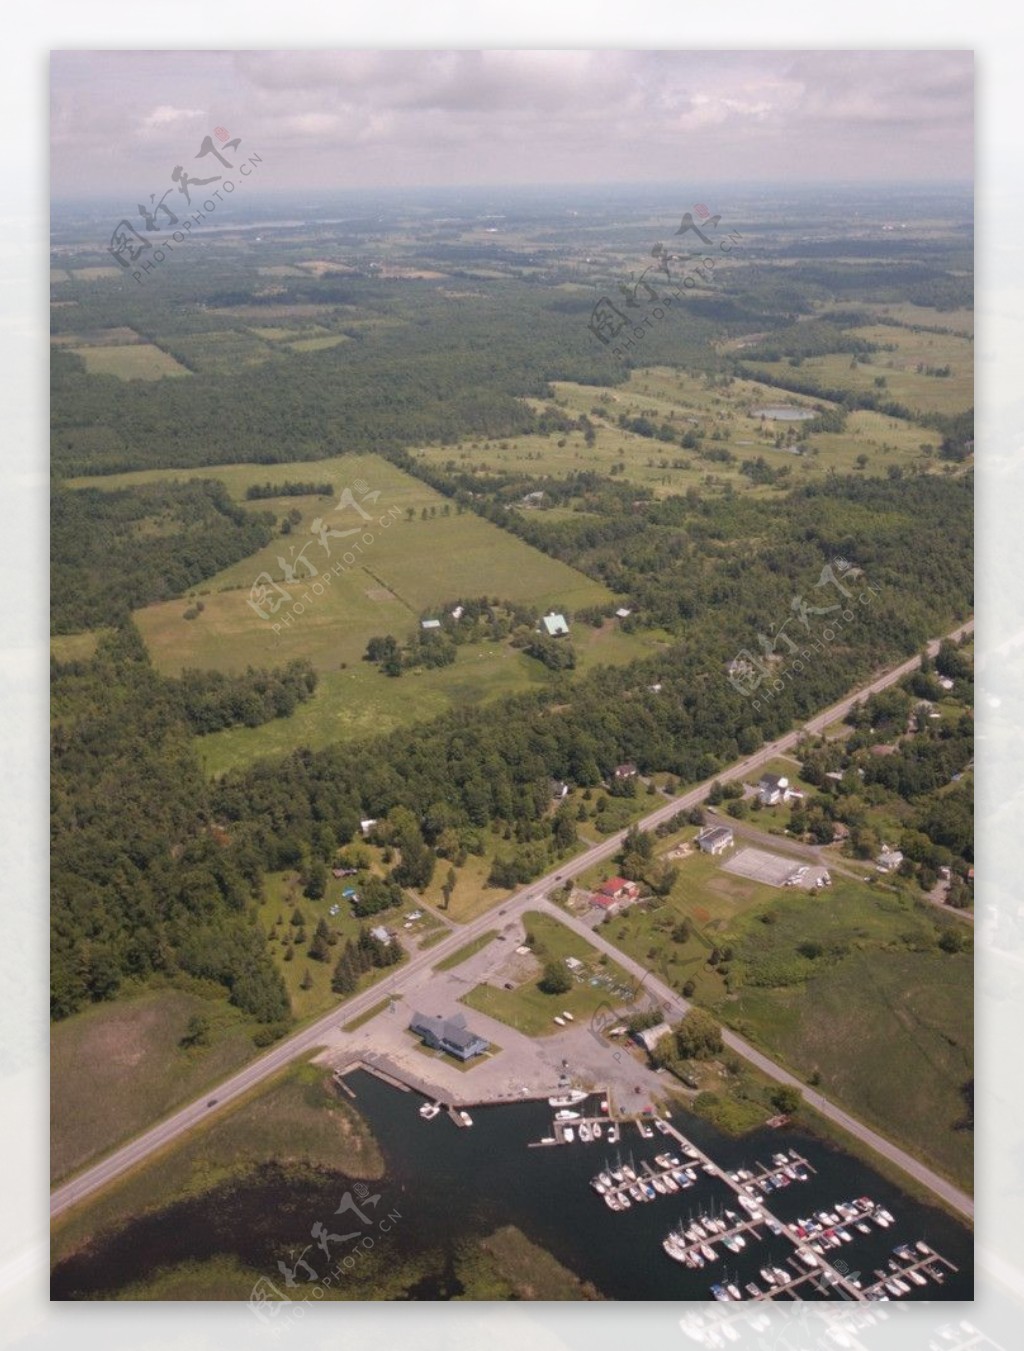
[50,49,973,198]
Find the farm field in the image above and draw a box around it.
[415,365,954,501]
[63,341,191,380]
[71,453,617,677]
[50,987,262,1183]
[460,910,637,1037]
[741,330,972,420]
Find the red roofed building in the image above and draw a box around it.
[590,877,640,915]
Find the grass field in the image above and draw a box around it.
[68,452,644,766]
[741,335,972,421]
[50,986,261,1183]
[51,630,108,663]
[723,950,972,1190]
[411,364,956,503]
[589,836,972,1189]
[460,910,637,1036]
[433,931,499,972]
[51,1061,384,1266]
[68,342,192,380]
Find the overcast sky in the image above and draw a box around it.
[51,49,973,199]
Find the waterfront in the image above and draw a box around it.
[51,1071,973,1301]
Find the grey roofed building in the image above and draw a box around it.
[696,825,734,855]
[542,612,570,637]
[409,1011,489,1061]
[634,1021,673,1055]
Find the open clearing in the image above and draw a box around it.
[50,988,260,1183]
[69,344,191,380]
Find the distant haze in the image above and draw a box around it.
[51,49,972,198]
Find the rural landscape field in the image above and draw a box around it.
[51,49,973,1308]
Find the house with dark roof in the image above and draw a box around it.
[409,1011,489,1061]
[758,773,790,805]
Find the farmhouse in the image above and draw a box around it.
[409,1011,489,1062]
[634,1021,673,1055]
[758,773,790,806]
[876,845,905,873]
[542,612,570,637]
[369,925,392,946]
[696,825,735,856]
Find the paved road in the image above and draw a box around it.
[50,619,973,1221]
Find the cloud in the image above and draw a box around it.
[141,105,205,130]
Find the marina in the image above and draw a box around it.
[50,1068,974,1302]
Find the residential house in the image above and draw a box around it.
[614,762,638,780]
[542,612,570,637]
[876,845,904,873]
[696,825,735,856]
[615,607,632,619]
[369,925,392,946]
[409,1011,489,1062]
[421,618,441,631]
[550,779,570,801]
[758,773,790,806]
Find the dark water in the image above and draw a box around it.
[52,1072,972,1301]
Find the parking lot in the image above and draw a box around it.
[722,846,831,890]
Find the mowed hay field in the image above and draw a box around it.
[52,327,191,380]
[69,453,643,766]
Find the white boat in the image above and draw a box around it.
[548,1089,589,1107]
[563,1126,574,1142]
[916,1240,932,1255]
[701,1243,717,1263]
[561,1011,574,1021]
[459,1110,473,1127]
[607,1123,620,1143]
[797,1248,819,1268]
[419,1101,441,1120]
[637,1121,654,1139]
[579,1121,593,1143]
[555,1109,581,1120]
[592,1122,603,1139]
[907,1269,927,1287]
[553,1016,566,1027]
